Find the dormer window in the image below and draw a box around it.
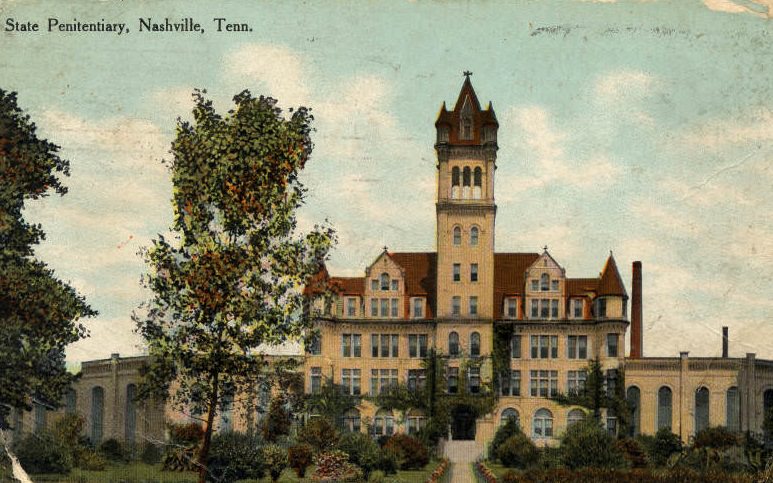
[380,273,390,291]
[461,117,472,140]
[540,273,550,291]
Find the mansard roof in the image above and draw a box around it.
[330,277,365,295]
[598,253,628,298]
[493,252,541,318]
[388,252,437,319]
[435,77,498,145]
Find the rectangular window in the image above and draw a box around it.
[550,299,558,318]
[347,298,357,317]
[353,334,361,357]
[506,298,517,318]
[453,263,461,282]
[531,280,539,291]
[370,369,378,396]
[380,299,389,317]
[413,298,423,318]
[381,335,389,357]
[392,334,399,357]
[551,280,559,291]
[419,334,428,357]
[370,298,378,317]
[530,370,558,397]
[540,335,549,358]
[390,298,398,318]
[567,370,587,394]
[342,334,351,357]
[597,298,607,318]
[452,296,461,316]
[572,299,583,318]
[409,335,417,358]
[371,279,379,291]
[407,369,426,392]
[531,335,558,359]
[540,298,550,318]
[511,335,521,359]
[391,279,399,291]
[530,299,538,318]
[375,369,399,395]
[470,263,478,282]
[607,333,619,357]
[469,296,478,316]
[307,334,321,355]
[530,335,538,359]
[372,334,379,357]
[341,369,361,395]
[468,366,481,394]
[550,335,558,358]
[448,367,459,393]
[310,367,321,394]
[567,335,588,359]
[500,370,521,396]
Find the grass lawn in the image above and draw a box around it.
[31,460,444,483]
[484,461,514,479]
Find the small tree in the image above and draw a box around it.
[135,90,335,483]
[262,393,292,442]
[559,418,626,470]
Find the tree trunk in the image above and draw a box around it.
[197,373,219,483]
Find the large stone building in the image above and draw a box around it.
[10,79,773,455]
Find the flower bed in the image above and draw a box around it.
[475,460,497,483]
[426,458,449,483]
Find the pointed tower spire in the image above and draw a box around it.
[435,74,498,146]
[598,252,627,297]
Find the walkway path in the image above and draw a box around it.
[443,440,480,483]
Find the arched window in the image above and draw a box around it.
[341,407,361,433]
[65,388,77,415]
[540,273,550,291]
[448,332,460,357]
[34,401,46,433]
[726,387,739,432]
[567,409,585,427]
[657,386,672,431]
[627,386,641,436]
[380,273,390,291]
[473,167,482,199]
[695,387,710,434]
[533,408,553,438]
[500,408,519,427]
[470,332,481,357]
[470,226,479,246]
[374,408,395,437]
[126,384,137,444]
[453,226,462,246]
[462,167,471,198]
[451,167,460,198]
[91,386,104,444]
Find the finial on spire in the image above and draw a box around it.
[383,245,389,253]
[543,245,549,252]
[463,70,473,78]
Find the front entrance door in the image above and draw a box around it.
[451,405,476,440]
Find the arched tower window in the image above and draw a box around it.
[451,167,460,199]
[462,167,471,199]
[126,384,137,444]
[380,273,390,291]
[453,226,462,246]
[540,273,550,291]
[473,167,482,199]
[448,332,460,357]
[500,408,519,427]
[657,386,672,431]
[470,227,479,246]
[470,332,481,357]
[627,386,641,436]
[91,386,104,444]
[726,387,739,432]
[695,387,710,433]
[533,408,553,438]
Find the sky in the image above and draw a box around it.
[1,0,771,363]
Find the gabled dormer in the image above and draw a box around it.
[364,248,405,319]
[435,74,498,147]
[525,248,566,320]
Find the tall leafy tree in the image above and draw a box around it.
[135,90,334,483]
[0,89,95,431]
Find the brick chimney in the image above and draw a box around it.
[722,326,729,358]
[630,261,643,358]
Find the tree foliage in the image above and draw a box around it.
[0,89,95,429]
[134,90,334,482]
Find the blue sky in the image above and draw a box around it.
[2,0,771,362]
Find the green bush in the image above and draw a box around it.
[637,427,683,467]
[206,431,264,482]
[368,469,386,483]
[537,445,563,470]
[489,416,522,460]
[14,431,72,474]
[313,450,363,482]
[262,444,289,482]
[288,443,313,478]
[164,422,206,472]
[337,431,378,467]
[360,443,398,477]
[76,450,107,471]
[500,470,522,483]
[98,438,125,462]
[298,417,339,453]
[694,426,741,450]
[559,418,626,470]
[616,437,648,468]
[384,433,429,470]
[169,421,204,444]
[496,433,539,469]
[140,443,162,465]
[262,394,293,443]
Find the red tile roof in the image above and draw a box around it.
[329,277,364,295]
[389,252,437,319]
[566,278,600,297]
[493,253,540,318]
[598,254,628,297]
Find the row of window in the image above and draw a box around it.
[498,369,588,397]
[452,263,478,282]
[371,273,399,292]
[508,334,617,359]
[336,407,427,436]
[530,273,560,292]
[311,367,429,396]
[500,407,590,439]
[452,226,479,246]
[340,333,431,358]
[341,297,426,319]
[450,166,483,200]
[450,295,479,316]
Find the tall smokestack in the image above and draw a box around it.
[631,261,643,358]
[722,326,729,358]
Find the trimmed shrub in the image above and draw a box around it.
[496,433,539,469]
[638,427,683,467]
[140,443,162,465]
[559,418,626,470]
[538,445,563,470]
[262,394,292,442]
[359,443,398,477]
[312,450,363,482]
[14,431,72,474]
[694,426,741,450]
[337,431,378,467]
[76,450,107,471]
[206,431,264,482]
[384,433,429,470]
[288,443,314,478]
[299,418,340,453]
[262,444,289,482]
[489,416,522,460]
[616,437,649,468]
[98,438,125,462]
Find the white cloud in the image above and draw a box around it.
[594,70,656,126]
[680,108,773,150]
[702,0,771,17]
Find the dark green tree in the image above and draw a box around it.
[0,89,95,433]
[134,90,334,483]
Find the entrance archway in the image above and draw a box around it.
[451,405,476,440]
